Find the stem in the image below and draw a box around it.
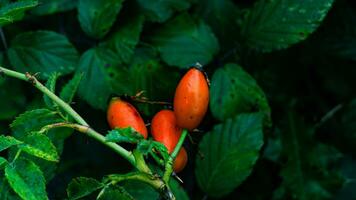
[0,67,88,126]
[131,97,172,105]
[315,104,343,128]
[12,150,22,163]
[133,149,151,174]
[163,129,188,183]
[39,122,135,166]
[109,172,163,189]
[0,28,8,50]
[0,66,175,198]
[108,172,174,199]
[150,151,165,166]
[0,67,136,166]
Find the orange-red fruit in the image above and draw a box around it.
[173,68,209,130]
[151,110,187,172]
[173,148,188,173]
[151,110,182,153]
[107,97,148,139]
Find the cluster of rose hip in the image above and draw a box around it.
[107,68,209,172]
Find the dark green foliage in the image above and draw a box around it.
[0,79,26,120]
[59,72,83,104]
[0,0,38,26]
[241,0,334,52]
[210,63,270,121]
[0,136,21,152]
[44,72,60,109]
[66,177,104,200]
[136,0,192,23]
[77,0,123,39]
[7,31,79,79]
[96,185,134,200]
[149,13,219,68]
[273,111,343,200]
[195,113,264,197]
[30,0,77,16]
[0,0,354,199]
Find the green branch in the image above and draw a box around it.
[39,122,136,166]
[0,28,8,50]
[107,172,175,199]
[133,149,152,174]
[0,67,88,126]
[0,67,136,166]
[163,129,188,183]
[108,172,163,190]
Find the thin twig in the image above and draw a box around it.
[108,172,165,189]
[129,91,171,105]
[131,97,172,105]
[0,28,8,50]
[315,104,343,128]
[163,129,188,183]
[38,122,136,166]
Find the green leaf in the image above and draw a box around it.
[311,2,356,61]
[136,0,191,23]
[149,13,219,68]
[100,15,144,64]
[195,0,240,50]
[0,135,22,152]
[43,72,60,109]
[241,0,334,52]
[97,185,134,200]
[5,158,47,200]
[210,63,270,122]
[31,0,77,15]
[0,157,8,169]
[11,109,63,140]
[19,132,59,162]
[8,31,80,79]
[195,113,264,198]
[0,0,38,26]
[105,127,144,144]
[76,47,116,110]
[66,177,104,200]
[83,46,179,113]
[137,139,169,163]
[59,72,83,104]
[10,109,69,181]
[77,0,123,38]
[0,175,21,200]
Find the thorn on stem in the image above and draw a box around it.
[25,72,37,85]
[152,173,161,179]
[187,133,197,144]
[173,173,184,184]
[197,150,205,159]
[135,90,145,98]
